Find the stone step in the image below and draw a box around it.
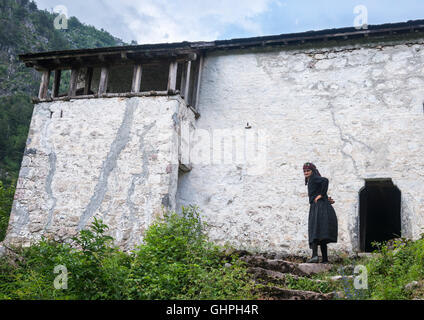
[248,267,328,285]
[328,275,354,282]
[241,255,333,277]
[257,285,335,300]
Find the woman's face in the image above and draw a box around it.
[303,169,313,179]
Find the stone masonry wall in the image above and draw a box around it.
[4,96,196,250]
[177,38,424,256]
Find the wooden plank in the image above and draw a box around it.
[52,70,61,98]
[38,70,51,99]
[131,64,143,93]
[98,67,109,95]
[180,61,192,101]
[191,55,204,109]
[83,67,93,95]
[167,61,178,94]
[68,68,79,97]
[180,62,187,98]
[183,61,192,102]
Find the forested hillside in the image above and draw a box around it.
[0,0,125,185]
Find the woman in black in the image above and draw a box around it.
[303,163,338,263]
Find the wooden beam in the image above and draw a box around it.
[180,62,187,98]
[121,51,129,61]
[180,61,191,101]
[52,70,61,98]
[84,67,93,95]
[38,70,51,99]
[68,68,79,97]
[191,55,204,109]
[98,67,109,95]
[131,64,143,93]
[167,61,178,94]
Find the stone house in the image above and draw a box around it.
[2,20,424,256]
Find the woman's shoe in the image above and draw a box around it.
[306,256,319,263]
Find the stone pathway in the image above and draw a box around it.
[237,253,345,300]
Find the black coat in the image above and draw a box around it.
[307,174,338,248]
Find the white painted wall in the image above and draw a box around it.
[177,39,424,256]
[5,96,196,250]
[4,38,424,257]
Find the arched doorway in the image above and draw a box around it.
[359,179,401,252]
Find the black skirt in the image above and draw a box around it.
[308,198,338,248]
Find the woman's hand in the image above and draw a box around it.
[314,195,323,203]
[328,197,335,205]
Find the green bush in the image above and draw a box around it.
[364,237,424,300]
[128,206,256,300]
[0,181,15,241]
[0,206,257,300]
[336,237,424,300]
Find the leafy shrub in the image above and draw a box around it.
[364,237,424,300]
[0,180,15,241]
[336,237,424,300]
[0,206,257,300]
[128,206,256,300]
[284,274,337,294]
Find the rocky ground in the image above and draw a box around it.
[226,251,362,300]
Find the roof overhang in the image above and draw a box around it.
[19,19,424,70]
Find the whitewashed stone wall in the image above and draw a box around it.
[3,37,424,256]
[4,96,196,250]
[177,38,424,256]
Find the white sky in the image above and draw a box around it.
[34,0,424,44]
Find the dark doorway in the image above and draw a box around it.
[359,179,401,252]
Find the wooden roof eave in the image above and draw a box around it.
[24,50,199,71]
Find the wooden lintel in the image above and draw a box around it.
[98,67,109,95]
[167,61,178,94]
[52,70,61,98]
[38,70,51,99]
[26,51,199,71]
[131,64,143,93]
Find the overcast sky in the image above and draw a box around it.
[34,0,424,44]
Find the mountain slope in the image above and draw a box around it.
[0,0,126,183]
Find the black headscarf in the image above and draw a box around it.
[303,162,321,185]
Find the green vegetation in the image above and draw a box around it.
[0,180,15,240]
[284,273,337,294]
[253,236,424,300]
[308,237,424,300]
[0,94,33,185]
[363,238,424,300]
[0,206,257,300]
[0,0,125,186]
